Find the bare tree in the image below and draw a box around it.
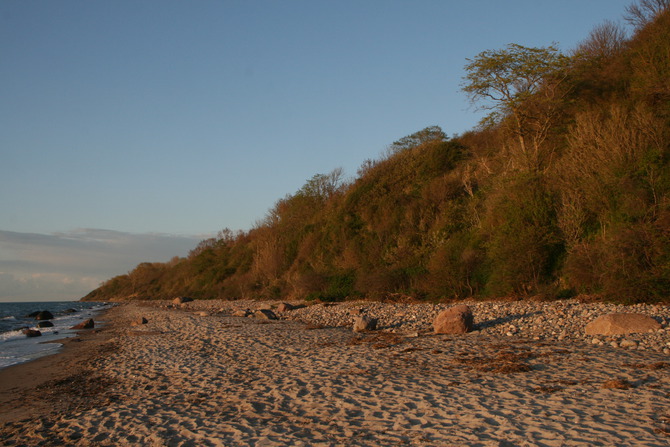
[575,20,628,59]
[625,0,670,28]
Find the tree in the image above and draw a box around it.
[575,20,628,59]
[297,167,345,200]
[462,44,570,171]
[387,126,447,155]
[625,0,670,28]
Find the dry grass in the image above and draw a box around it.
[452,355,532,374]
[347,332,403,349]
[449,343,539,374]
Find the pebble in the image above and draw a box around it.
[179,298,670,353]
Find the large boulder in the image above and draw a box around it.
[37,321,54,328]
[22,329,42,337]
[70,318,95,330]
[353,315,378,333]
[35,311,54,321]
[434,305,474,334]
[585,313,661,335]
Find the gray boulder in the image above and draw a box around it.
[353,315,378,333]
[585,313,661,335]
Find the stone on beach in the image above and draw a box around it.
[433,304,474,334]
[254,309,278,320]
[35,311,54,321]
[37,321,54,328]
[353,315,378,332]
[585,313,661,335]
[276,303,295,312]
[22,329,42,337]
[131,317,148,326]
[71,319,95,330]
[173,297,194,305]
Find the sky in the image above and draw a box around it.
[1,0,634,302]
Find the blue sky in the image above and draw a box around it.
[0,0,633,301]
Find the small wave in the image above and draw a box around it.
[1,316,17,321]
[0,329,28,343]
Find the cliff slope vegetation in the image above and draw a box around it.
[84,4,670,304]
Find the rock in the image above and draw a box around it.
[197,312,209,317]
[232,309,251,318]
[70,318,95,330]
[254,309,278,320]
[131,317,148,326]
[276,302,295,312]
[433,304,474,334]
[173,296,194,305]
[619,339,638,349]
[35,311,54,321]
[585,313,661,336]
[37,321,54,328]
[353,315,378,333]
[22,329,42,337]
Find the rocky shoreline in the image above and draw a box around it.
[159,298,670,354]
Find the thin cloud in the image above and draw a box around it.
[0,229,204,302]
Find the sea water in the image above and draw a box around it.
[0,301,114,370]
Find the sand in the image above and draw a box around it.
[1,301,669,446]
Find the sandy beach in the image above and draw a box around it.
[1,299,669,446]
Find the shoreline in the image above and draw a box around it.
[0,304,121,425]
[1,299,669,445]
[0,301,116,370]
